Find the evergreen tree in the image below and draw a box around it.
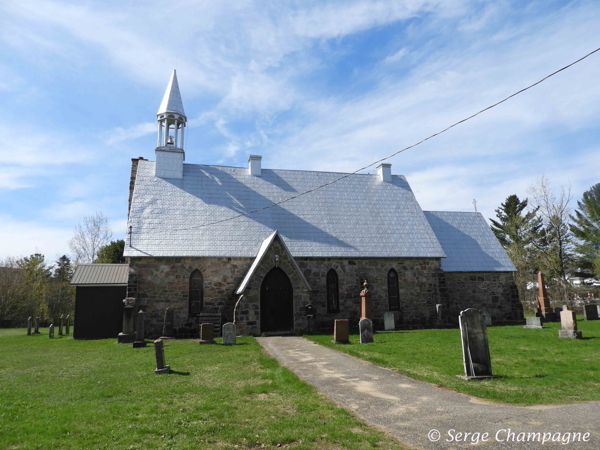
[16,254,51,317]
[96,240,125,264]
[569,183,600,277]
[54,255,74,282]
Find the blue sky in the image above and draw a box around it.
[1,0,599,261]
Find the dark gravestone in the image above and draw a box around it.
[133,310,147,348]
[554,307,563,319]
[58,316,63,336]
[154,339,170,374]
[458,309,496,379]
[222,322,236,345]
[199,323,214,344]
[524,317,543,329]
[161,307,174,339]
[65,315,70,335]
[436,304,443,326]
[333,319,349,343]
[48,324,54,338]
[584,304,600,321]
[359,318,373,344]
[33,317,40,334]
[27,317,32,336]
[118,298,136,344]
[558,310,582,339]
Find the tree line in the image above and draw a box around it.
[490,177,600,303]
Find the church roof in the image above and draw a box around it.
[124,160,446,258]
[157,70,185,116]
[424,211,516,272]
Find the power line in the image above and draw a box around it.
[146,46,600,233]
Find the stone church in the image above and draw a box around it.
[123,70,523,337]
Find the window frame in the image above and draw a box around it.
[326,269,340,313]
[387,268,400,311]
[189,269,204,316]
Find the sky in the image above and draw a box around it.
[1,0,599,262]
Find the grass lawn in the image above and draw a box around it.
[0,329,404,450]
[306,317,600,405]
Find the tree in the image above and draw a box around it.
[0,257,27,325]
[16,254,52,318]
[69,212,113,263]
[54,255,74,282]
[528,176,574,300]
[569,183,600,278]
[46,256,75,319]
[96,240,125,264]
[490,194,543,302]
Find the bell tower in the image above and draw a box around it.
[155,70,186,179]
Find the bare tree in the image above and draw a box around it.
[528,175,574,300]
[69,212,113,263]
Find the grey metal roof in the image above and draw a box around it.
[424,211,516,272]
[70,264,130,286]
[236,231,311,294]
[124,160,446,258]
[157,70,185,116]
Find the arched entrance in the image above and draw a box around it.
[260,267,294,332]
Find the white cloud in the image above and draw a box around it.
[106,122,156,145]
[0,216,73,259]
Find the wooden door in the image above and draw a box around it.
[260,268,294,332]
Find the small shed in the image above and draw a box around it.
[70,264,129,339]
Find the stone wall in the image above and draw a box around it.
[442,271,524,324]
[299,257,442,331]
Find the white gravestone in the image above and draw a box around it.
[383,312,395,331]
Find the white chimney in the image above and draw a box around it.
[249,155,262,176]
[377,163,392,182]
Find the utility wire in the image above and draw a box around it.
[149,46,600,233]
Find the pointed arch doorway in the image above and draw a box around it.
[260,267,294,333]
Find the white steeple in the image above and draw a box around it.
[155,70,186,179]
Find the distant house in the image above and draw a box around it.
[70,264,129,339]
[122,71,523,338]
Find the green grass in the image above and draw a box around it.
[306,317,600,405]
[0,329,404,450]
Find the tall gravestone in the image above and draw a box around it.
[58,316,63,336]
[133,310,147,348]
[154,339,170,374]
[359,318,373,344]
[458,309,496,379]
[40,308,45,323]
[584,304,600,321]
[27,316,32,335]
[524,316,543,329]
[558,310,582,339]
[333,319,349,343]
[483,311,492,327]
[536,272,555,321]
[161,307,174,339]
[222,322,236,345]
[65,315,70,335]
[360,280,371,320]
[383,312,395,331]
[33,317,40,334]
[118,298,136,343]
[48,324,54,338]
[199,323,214,344]
[435,304,443,326]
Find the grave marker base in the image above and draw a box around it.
[456,375,500,381]
[558,330,582,339]
[132,341,147,348]
[117,333,135,344]
[155,365,171,374]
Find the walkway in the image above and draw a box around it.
[257,336,599,449]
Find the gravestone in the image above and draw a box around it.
[333,319,349,343]
[118,298,136,343]
[558,310,582,339]
[58,316,63,336]
[133,310,147,348]
[458,309,496,379]
[65,315,70,335]
[554,307,563,319]
[199,323,214,344]
[584,304,600,321]
[48,324,54,338]
[524,317,543,329]
[360,280,371,320]
[27,316,32,335]
[34,317,40,334]
[436,304,443,326]
[359,318,373,344]
[483,311,492,327]
[154,339,170,374]
[160,307,174,339]
[222,322,236,345]
[40,308,45,322]
[562,305,568,311]
[383,312,395,331]
[536,272,556,321]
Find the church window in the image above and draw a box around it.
[388,269,400,311]
[327,269,340,313]
[189,269,203,316]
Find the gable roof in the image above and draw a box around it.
[70,264,130,286]
[124,160,446,258]
[157,70,185,116]
[424,211,516,272]
[236,231,310,294]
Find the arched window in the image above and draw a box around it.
[326,269,339,313]
[388,269,400,311]
[189,269,204,316]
